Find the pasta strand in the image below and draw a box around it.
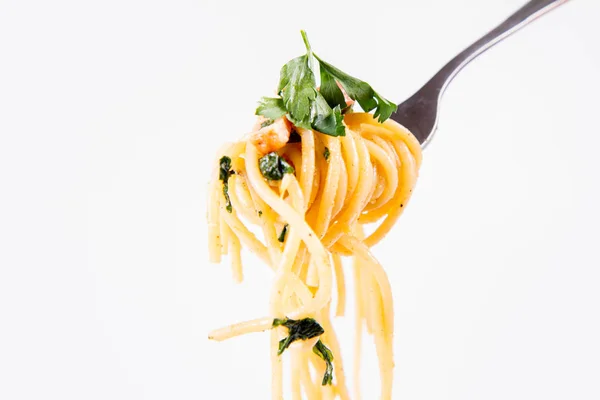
[208,113,421,399]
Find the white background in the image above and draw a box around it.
[1,0,599,399]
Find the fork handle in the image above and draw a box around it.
[427,0,570,97]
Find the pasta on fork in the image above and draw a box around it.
[207,31,421,400]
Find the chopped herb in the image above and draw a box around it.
[259,152,294,181]
[272,317,334,386]
[278,224,288,243]
[222,183,232,213]
[313,339,334,385]
[317,57,397,123]
[272,318,286,327]
[288,129,301,143]
[323,147,330,161]
[260,119,275,128]
[258,210,263,217]
[256,97,287,120]
[272,318,325,355]
[256,31,396,136]
[219,156,234,213]
[219,156,232,182]
[278,54,317,131]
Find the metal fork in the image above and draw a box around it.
[391,0,571,147]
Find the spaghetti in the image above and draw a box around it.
[208,111,422,399]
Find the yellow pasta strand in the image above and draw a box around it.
[207,113,421,399]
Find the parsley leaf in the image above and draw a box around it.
[258,152,294,181]
[323,147,330,161]
[260,119,274,128]
[275,33,344,136]
[272,317,334,386]
[219,156,232,182]
[319,67,347,111]
[372,91,397,122]
[311,94,345,137]
[278,224,288,243]
[272,318,325,355]
[278,55,316,128]
[288,129,302,143]
[256,97,287,120]
[219,156,234,213]
[317,57,398,123]
[313,339,334,385]
[317,59,375,110]
[256,31,396,136]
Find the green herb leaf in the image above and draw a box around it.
[278,224,288,243]
[222,183,232,213]
[323,147,330,161]
[276,36,345,136]
[256,97,287,120]
[319,67,347,111]
[260,119,275,128]
[300,30,317,72]
[288,129,301,143]
[219,156,234,213]
[219,156,232,182]
[257,31,395,137]
[316,59,376,111]
[313,339,334,385]
[372,91,397,122]
[278,55,316,129]
[272,318,325,356]
[272,318,333,385]
[272,318,287,328]
[316,57,397,123]
[259,152,295,181]
[311,94,345,136]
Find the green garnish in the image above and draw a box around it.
[272,318,324,355]
[259,152,294,181]
[278,224,288,243]
[313,339,334,385]
[317,58,397,123]
[323,147,330,161]
[256,31,397,137]
[221,184,232,213]
[288,129,301,143]
[219,156,234,213]
[219,156,232,182]
[255,97,287,120]
[260,119,275,128]
[272,318,334,385]
[258,210,263,217]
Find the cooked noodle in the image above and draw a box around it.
[208,112,422,399]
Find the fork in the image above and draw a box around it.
[391,0,571,147]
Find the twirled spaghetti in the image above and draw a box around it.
[208,111,421,399]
